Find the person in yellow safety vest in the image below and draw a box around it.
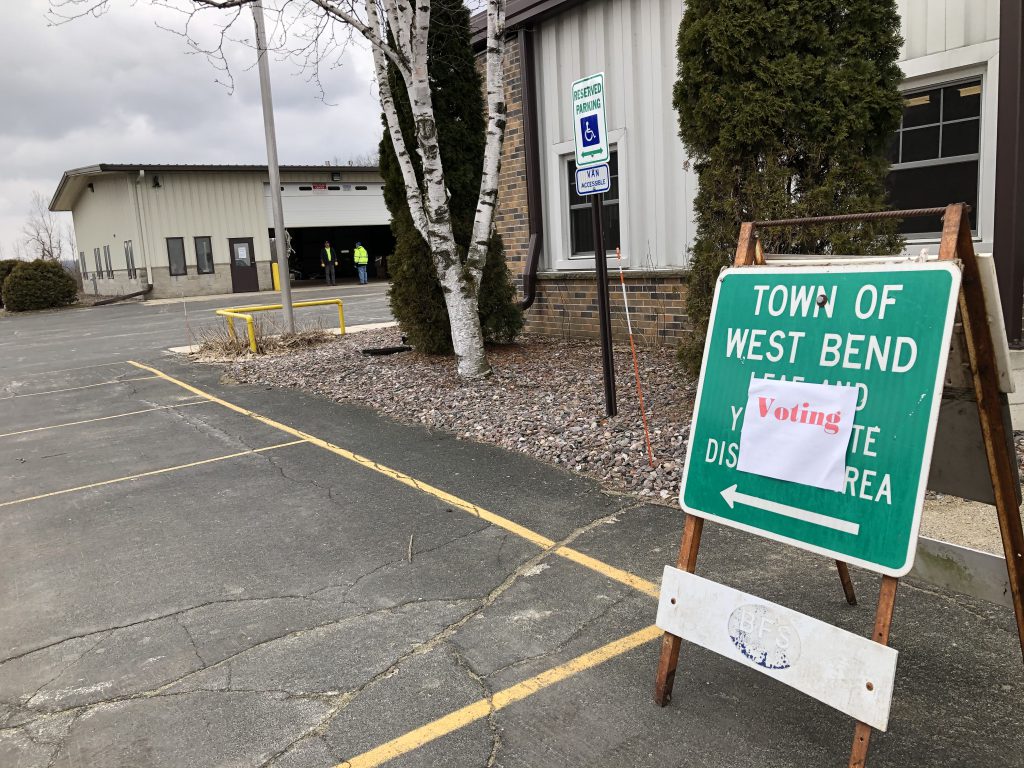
[320,240,337,286]
[353,242,370,285]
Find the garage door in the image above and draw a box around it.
[264,182,390,228]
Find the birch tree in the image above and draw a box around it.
[51,0,509,378]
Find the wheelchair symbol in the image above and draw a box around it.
[580,115,601,150]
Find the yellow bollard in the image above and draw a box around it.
[271,262,280,291]
[245,316,258,353]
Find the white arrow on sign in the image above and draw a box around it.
[720,484,860,536]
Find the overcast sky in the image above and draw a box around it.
[0,0,382,255]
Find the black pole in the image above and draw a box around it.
[591,192,617,416]
[994,0,1024,344]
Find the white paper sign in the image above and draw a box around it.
[737,378,858,492]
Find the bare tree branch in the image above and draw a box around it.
[22,192,68,261]
[365,0,427,237]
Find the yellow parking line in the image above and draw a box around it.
[0,440,304,508]
[2,375,157,400]
[337,625,662,768]
[127,361,660,598]
[0,400,212,439]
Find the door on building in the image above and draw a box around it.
[228,238,259,293]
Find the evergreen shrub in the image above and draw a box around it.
[674,0,905,375]
[2,260,78,312]
[0,260,20,307]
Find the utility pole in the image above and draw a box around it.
[252,0,294,332]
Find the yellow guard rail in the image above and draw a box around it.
[215,298,346,353]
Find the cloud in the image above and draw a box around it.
[0,0,382,252]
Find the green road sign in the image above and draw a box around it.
[680,263,961,576]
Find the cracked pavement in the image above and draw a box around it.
[2,297,1024,766]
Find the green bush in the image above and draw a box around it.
[674,0,905,375]
[1,259,78,312]
[0,259,20,308]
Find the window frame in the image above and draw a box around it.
[566,150,622,260]
[166,237,187,277]
[890,47,999,246]
[124,240,136,280]
[551,130,629,271]
[194,236,215,275]
[887,75,983,240]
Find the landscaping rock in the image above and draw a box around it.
[232,329,695,502]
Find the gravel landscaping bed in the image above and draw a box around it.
[231,327,695,501]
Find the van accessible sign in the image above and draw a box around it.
[572,72,609,167]
[575,163,610,196]
[680,263,960,576]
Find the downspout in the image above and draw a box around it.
[518,26,543,310]
[132,170,154,287]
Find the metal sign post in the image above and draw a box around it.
[590,191,616,415]
[572,73,615,416]
[653,204,1024,768]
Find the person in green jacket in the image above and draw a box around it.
[353,242,369,285]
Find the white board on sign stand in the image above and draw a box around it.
[977,254,1014,393]
[657,566,898,731]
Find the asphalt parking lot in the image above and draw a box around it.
[1,284,1023,767]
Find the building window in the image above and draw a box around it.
[103,245,113,278]
[124,241,137,279]
[567,150,620,257]
[167,237,187,276]
[79,251,87,279]
[93,247,102,278]
[195,236,214,274]
[886,79,981,236]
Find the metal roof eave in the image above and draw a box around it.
[48,163,381,212]
[471,0,585,47]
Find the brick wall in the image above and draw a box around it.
[528,270,689,346]
[493,37,530,283]
[487,38,690,347]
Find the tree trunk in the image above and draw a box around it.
[466,0,508,282]
[367,0,497,378]
[405,2,491,377]
[439,262,490,377]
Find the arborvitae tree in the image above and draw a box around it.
[675,0,905,374]
[380,0,522,355]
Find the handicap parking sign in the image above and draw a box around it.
[581,115,600,149]
[572,72,609,166]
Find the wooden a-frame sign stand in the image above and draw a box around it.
[653,203,1024,767]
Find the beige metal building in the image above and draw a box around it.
[49,164,391,298]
